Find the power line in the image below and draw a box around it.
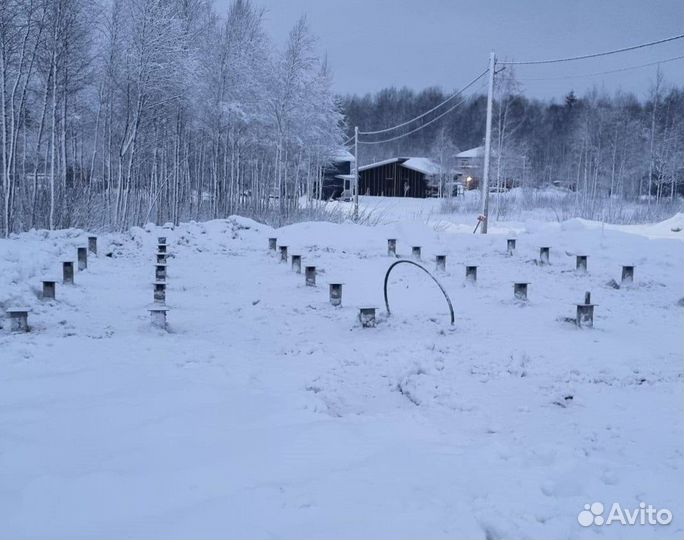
[517,55,684,81]
[358,80,487,145]
[358,69,488,135]
[500,34,683,66]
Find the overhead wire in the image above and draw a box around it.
[499,34,683,65]
[358,79,487,145]
[358,69,488,135]
[517,55,684,81]
[344,35,682,147]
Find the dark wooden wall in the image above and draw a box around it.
[359,162,428,198]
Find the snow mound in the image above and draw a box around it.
[1,214,682,537]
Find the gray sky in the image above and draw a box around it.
[213,0,683,101]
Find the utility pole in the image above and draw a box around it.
[353,125,359,221]
[480,51,496,234]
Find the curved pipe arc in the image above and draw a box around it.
[383,259,455,325]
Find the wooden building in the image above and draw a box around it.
[455,146,484,191]
[358,157,441,198]
[455,145,510,191]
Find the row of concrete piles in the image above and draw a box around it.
[269,238,375,327]
[6,236,98,333]
[269,235,638,330]
[393,237,636,328]
[148,237,170,329]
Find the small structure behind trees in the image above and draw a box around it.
[319,150,355,200]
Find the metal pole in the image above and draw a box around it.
[353,126,359,221]
[480,51,496,234]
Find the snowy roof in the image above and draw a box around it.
[358,157,442,176]
[456,145,498,159]
[456,146,485,159]
[358,157,401,172]
[332,149,355,162]
[402,157,441,176]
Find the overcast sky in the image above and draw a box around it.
[213,0,683,101]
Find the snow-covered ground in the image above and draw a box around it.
[323,191,684,230]
[1,200,682,539]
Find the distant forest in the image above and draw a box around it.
[340,73,684,200]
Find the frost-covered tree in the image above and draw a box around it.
[0,0,345,234]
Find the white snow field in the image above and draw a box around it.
[1,202,682,539]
